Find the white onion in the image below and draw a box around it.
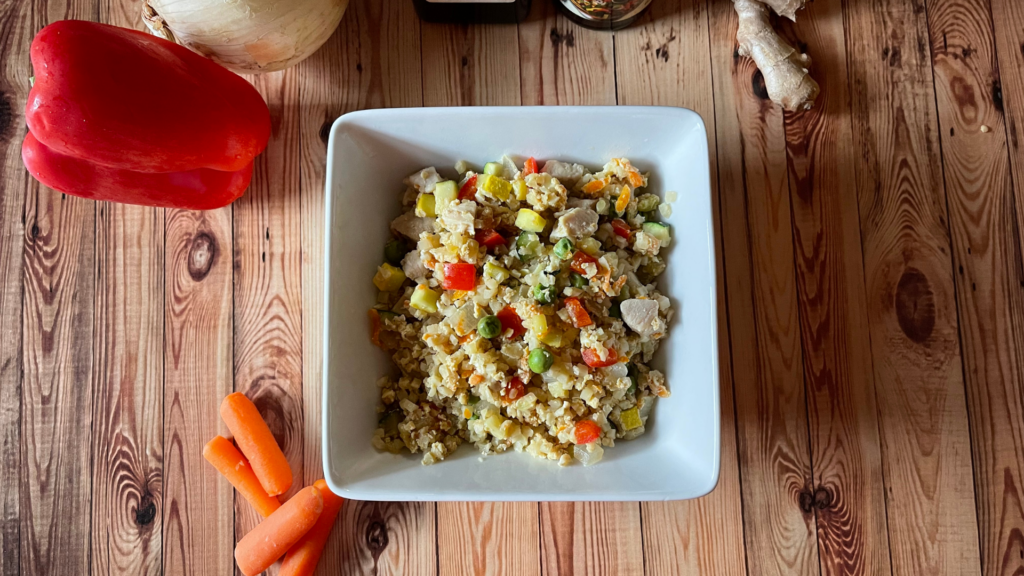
[142,0,349,74]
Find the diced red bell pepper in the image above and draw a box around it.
[611,218,632,239]
[523,157,538,176]
[496,306,525,338]
[475,229,506,249]
[442,262,476,291]
[570,251,599,276]
[564,297,593,328]
[573,420,602,445]
[459,174,478,200]
[23,20,270,209]
[501,376,526,403]
[582,347,618,368]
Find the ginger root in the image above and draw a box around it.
[757,0,806,21]
[734,0,819,111]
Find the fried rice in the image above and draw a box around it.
[369,156,673,466]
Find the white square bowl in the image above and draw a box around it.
[322,106,719,501]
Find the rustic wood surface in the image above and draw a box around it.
[1,0,1020,573]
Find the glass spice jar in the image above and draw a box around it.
[555,0,654,29]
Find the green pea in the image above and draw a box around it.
[570,273,589,289]
[609,300,621,319]
[553,238,574,260]
[534,284,557,305]
[477,315,502,339]
[384,239,410,266]
[618,285,631,301]
[627,364,639,395]
[468,394,480,405]
[528,348,554,373]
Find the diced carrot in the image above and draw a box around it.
[220,392,293,497]
[615,186,631,213]
[570,251,599,276]
[235,485,323,576]
[581,178,607,195]
[564,297,593,328]
[627,170,644,188]
[203,436,281,518]
[581,347,618,368]
[279,480,345,576]
[610,218,631,239]
[368,309,381,347]
[501,376,526,403]
[573,420,601,444]
[523,157,538,176]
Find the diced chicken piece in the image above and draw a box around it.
[542,160,587,187]
[402,250,430,280]
[566,197,598,211]
[550,208,599,242]
[438,201,477,235]
[391,211,435,240]
[525,173,568,212]
[404,166,443,193]
[620,299,665,338]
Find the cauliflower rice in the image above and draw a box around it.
[369,156,673,466]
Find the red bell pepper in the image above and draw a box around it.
[496,306,525,338]
[458,175,478,201]
[611,218,632,239]
[582,347,618,368]
[22,20,270,209]
[475,229,505,249]
[573,420,601,445]
[442,262,477,291]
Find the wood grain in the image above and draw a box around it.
[298,0,431,574]
[0,0,33,572]
[423,14,540,576]
[539,503,643,576]
[91,203,164,576]
[518,0,615,106]
[163,208,234,576]
[781,0,892,574]
[438,502,539,576]
[926,0,1024,573]
[421,20,522,106]
[615,0,747,574]
[707,0,818,573]
[89,2,164,574]
[233,68,305,574]
[20,1,98,572]
[842,0,982,572]
[989,0,1024,270]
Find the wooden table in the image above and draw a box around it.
[2,0,1023,573]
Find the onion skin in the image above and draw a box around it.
[143,0,349,74]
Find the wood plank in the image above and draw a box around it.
[539,502,643,576]
[615,0,747,574]
[20,3,97,574]
[91,203,164,576]
[89,2,164,574]
[297,0,434,574]
[423,17,539,576]
[422,20,522,106]
[0,0,34,572]
[163,207,235,576]
[233,68,305,574]
[706,0,818,573]
[517,4,642,573]
[781,0,892,574]
[841,0,982,572]
[990,0,1024,274]
[518,0,615,106]
[926,0,1024,573]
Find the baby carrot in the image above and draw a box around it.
[279,479,345,576]
[203,436,281,518]
[220,392,293,496]
[235,485,323,576]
